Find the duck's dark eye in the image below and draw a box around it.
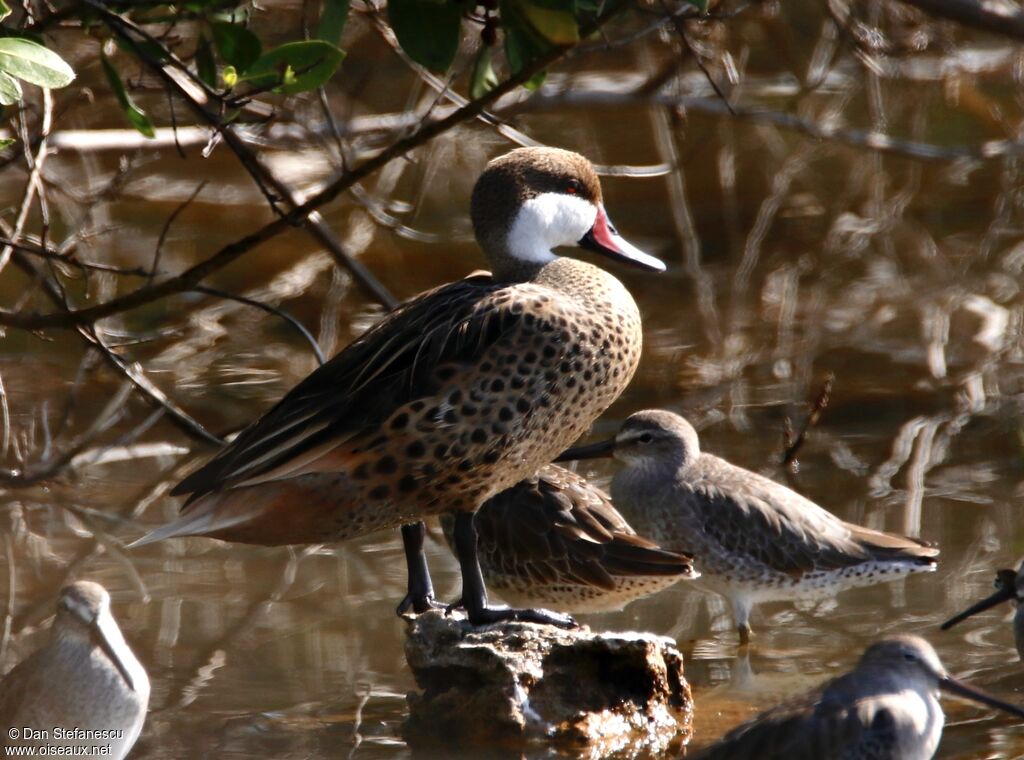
[638,433,654,444]
[566,179,582,195]
[903,652,917,662]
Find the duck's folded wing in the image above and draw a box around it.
[172,273,523,501]
[476,464,694,589]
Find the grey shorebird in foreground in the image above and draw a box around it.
[942,560,1024,660]
[0,581,149,760]
[558,410,939,644]
[132,147,664,627]
[441,464,698,613]
[688,635,1024,760]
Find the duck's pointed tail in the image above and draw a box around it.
[128,496,258,548]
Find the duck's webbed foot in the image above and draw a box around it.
[464,602,576,628]
[396,522,445,616]
[452,511,577,629]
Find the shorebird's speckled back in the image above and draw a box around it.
[561,410,939,642]
[690,635,1024,759]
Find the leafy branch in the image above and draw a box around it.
[0,1,627,331]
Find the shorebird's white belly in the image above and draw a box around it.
[708,559,936,605]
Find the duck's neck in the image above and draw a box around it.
[486,241,556,282]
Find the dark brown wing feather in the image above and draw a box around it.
[172,273,510,501]
[469,464,694,588]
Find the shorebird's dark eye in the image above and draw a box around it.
[903,652,917,662]
[566,179,582,195]
[638,433,654,444]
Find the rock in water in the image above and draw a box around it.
[402,610,692,756]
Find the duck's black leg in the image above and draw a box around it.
[453,511,576,628]
[396,522,444,615]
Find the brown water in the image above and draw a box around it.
[3,1,1024,757]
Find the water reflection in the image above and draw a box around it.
[4,0,1024,757]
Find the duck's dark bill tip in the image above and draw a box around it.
[578,207,665,273]
[940,583,1017,630]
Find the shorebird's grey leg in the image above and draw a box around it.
[732,595,754,646]
[396,522,444,615]
[453,512,576,628]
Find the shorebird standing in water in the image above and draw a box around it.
[688,635,1024,759]
[133,147,664,626]
[441,463,698,613]
[942,560,1024,660]
[558,410,939,643]
[0,581,149,760]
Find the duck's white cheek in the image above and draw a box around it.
[509,193,597,259]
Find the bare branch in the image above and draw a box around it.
[782,373,835,470]
[897,0,1024,41]
[192,285,327,366]
[150,180,207,285]
[0,89,53,277]
[0,5,624,331]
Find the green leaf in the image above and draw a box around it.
[686,0,709,11]
[521,1,578,43]
[211,21,261,73]
[388,0,462,73]
[0,37,75,88]
[0,70,22,105]
[316,0,350,45]
[470,45,498,100]
[0,0,11,23]
[502,2,551,89]
[195,35,216,87]
[100,53,155,138]
[0,137,14,150]
[245,40,344,94]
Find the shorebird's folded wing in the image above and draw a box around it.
[687,456,876,577]
[0,650,42,726]
[687,681,862,759]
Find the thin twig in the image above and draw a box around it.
[782,373,835,469]
[150,180,208,285]
[0,89,53,277]
[192,285,327,365]
[0,236,151,276]
[0,384,132,486]
[92,2,396,307]
[898,0,1024,40]
[8,248,224,444]
[0,3,624,331]
[658,0,735,115]
[503,86,1019,162]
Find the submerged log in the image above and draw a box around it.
[402,610,692,756]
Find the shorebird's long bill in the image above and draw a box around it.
[578,204,665,273]
[939,675,1024,719]
[555,437,616,462]
[941,570,1018,630]
[91,614,136,692]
